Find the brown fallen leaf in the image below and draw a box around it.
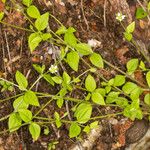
[113,120,133,147]
[139,20,148,29]
[55,0,67,14]
[115,46,129,64]
[0,1,4,12]
[134,70,145,85]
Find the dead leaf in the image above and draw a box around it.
[0,1,4,12]
[139,20,147,29]
[134,70,145,85]
[115,46,129,64]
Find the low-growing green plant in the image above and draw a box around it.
[0,0,150,144]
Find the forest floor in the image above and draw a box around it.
[0,0,150,150]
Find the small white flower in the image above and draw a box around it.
[49,65,58,74]
[116,12,126,22]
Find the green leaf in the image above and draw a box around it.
[33,64,45,74]
[28,32,42,52]
[90,53,104,68]
[130,87,142,101]
[18,109,32,122]
[90,121,99,129]
[95,88,106,97]
[123,100,143,120]
[115,97,128,108]
[54,112,62,128]
[43,74,55,86]
[42,33,52,41]
[83,125,90,133]
[15,71,28,90]
[139,61,146,71]
[56,26,67,35]
[113,75,125,86]
[63,71,71,84]
[67,51,79,71]
[108,79,114,86]
[22,0,32,7]
[69,122,81,138]
[0,12,4,21]
[35,12,49,31]
[123,106,143,121]
[8,113,22,132]
[106,92,120,103]
[126,59,139,75]
[64,32,77,47]
[13,96,29,110]
[85,93,91,101]
[72,77,81,83]
[74,102,92,123]
[24,90,40,106]
[75,43,93,55]
[85,75,96,92]
[55,119,62,128]
[0,81,14,92]
[126,21,135,33]
[105,86,111,93]
[60,47,67,59]
[52,76,62,84]
[89,68,97,72]
[67,27,76,33]
[29,122,41,141]
[144,94,150,106]
[44,128,50,135]
[148,2,150,11]
[27,5,40,18]
[146,71,150,87]
[124,32,133,41]
[59,88,67,97]
[122,82,138,94]
[56,98,64,108]
[136,7,148,19]
[91,92,105,105]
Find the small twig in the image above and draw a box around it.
[65,101,72,121]
[103,0,107,27]
[0,29,7,78]
[4,31,11,66]
[19,35,23,57]
[25,69,31,80]
[0,21,33,32]
[81,0,89,30]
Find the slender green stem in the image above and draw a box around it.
[36,92,82,103]
[103,60,147,88]
[33,99,54,117]
[120,22,126,30]
[0,93,23,103]
[0,78,19,88]
[74,85,87,91]
[34,116,53,121]
[34,116,75,124]
[29,75,43,90]
[49,14,64,26]
[90,112,123,120]
[0,21,33,32]
[71,69,90,83]
[0,114,10,122]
